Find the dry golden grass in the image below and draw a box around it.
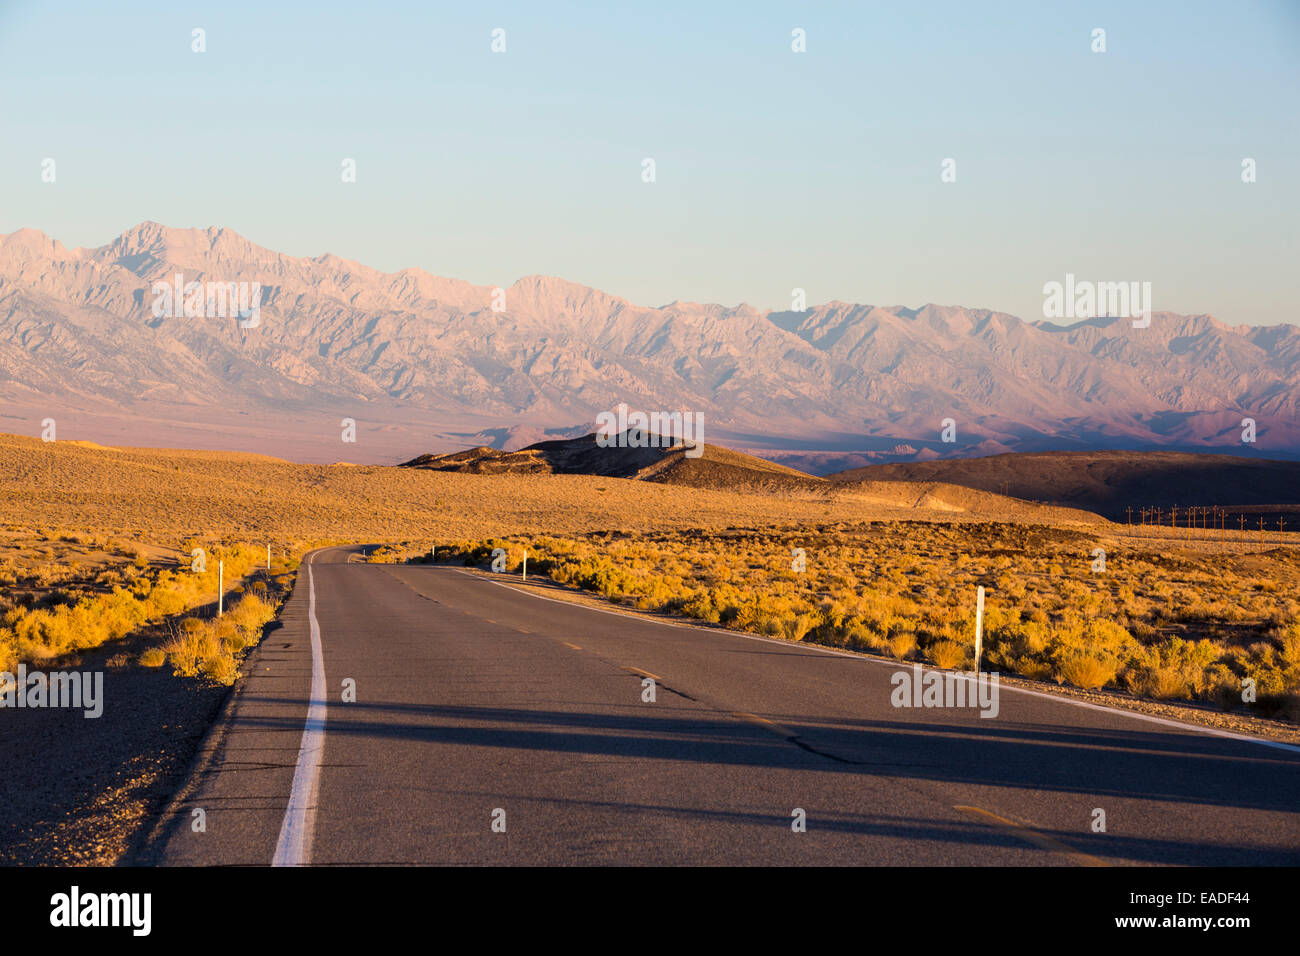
[1056,651,1121,690]
[928,640,968,669]
[0,433,1096,673]
[0,433,1097,542]
[0,536,294,677]
[138,647,166,668]
[0,530,178,617]
[161,591,278,685]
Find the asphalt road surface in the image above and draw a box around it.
[155,546,1300,865]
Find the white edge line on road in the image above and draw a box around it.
[459,569,1300,756]
[273,551,328,866]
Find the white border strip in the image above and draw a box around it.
[273,552,328,866]
[456,569,1300,756]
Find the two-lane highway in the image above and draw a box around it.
[154,547,1300,865]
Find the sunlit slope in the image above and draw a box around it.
[0,433,1102,540]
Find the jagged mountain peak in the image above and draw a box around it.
[0,222,1295,463]
[0,226,69,259]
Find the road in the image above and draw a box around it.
[154,546,1300,865]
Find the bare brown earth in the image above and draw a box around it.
[0,636,230,864]
[0,567,291,865]
[402,432,827,495]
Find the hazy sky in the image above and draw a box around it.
[1,0,1296,325]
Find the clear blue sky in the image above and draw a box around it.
[1,0,1296,325]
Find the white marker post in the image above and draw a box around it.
[973,585,984,673]
[218,559,225,617]
[267,543,271,571]
[522,551,527,582]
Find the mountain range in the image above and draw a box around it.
[1,222,1297,468]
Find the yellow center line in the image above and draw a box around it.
[620,665,663,681]
[732,711,797,739]
[561,641,582,650]
[953,805,1110,867]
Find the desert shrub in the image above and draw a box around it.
[138,647,166,668]
[226,591,276,636]
[785,612,817,642]
[1124,637,1221,700]
[1055,650,1120,690]
[0,539,291,684]
[201,651,238,684]
[927,639,967,669]
[0,632,16,675]
[887,629,918,660]
[164,621,220,678]
[162,592,277,686]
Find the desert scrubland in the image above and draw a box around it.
[2,432,1297,717]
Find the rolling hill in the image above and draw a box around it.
[828,450,1300,520]
[401,432,828,494]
